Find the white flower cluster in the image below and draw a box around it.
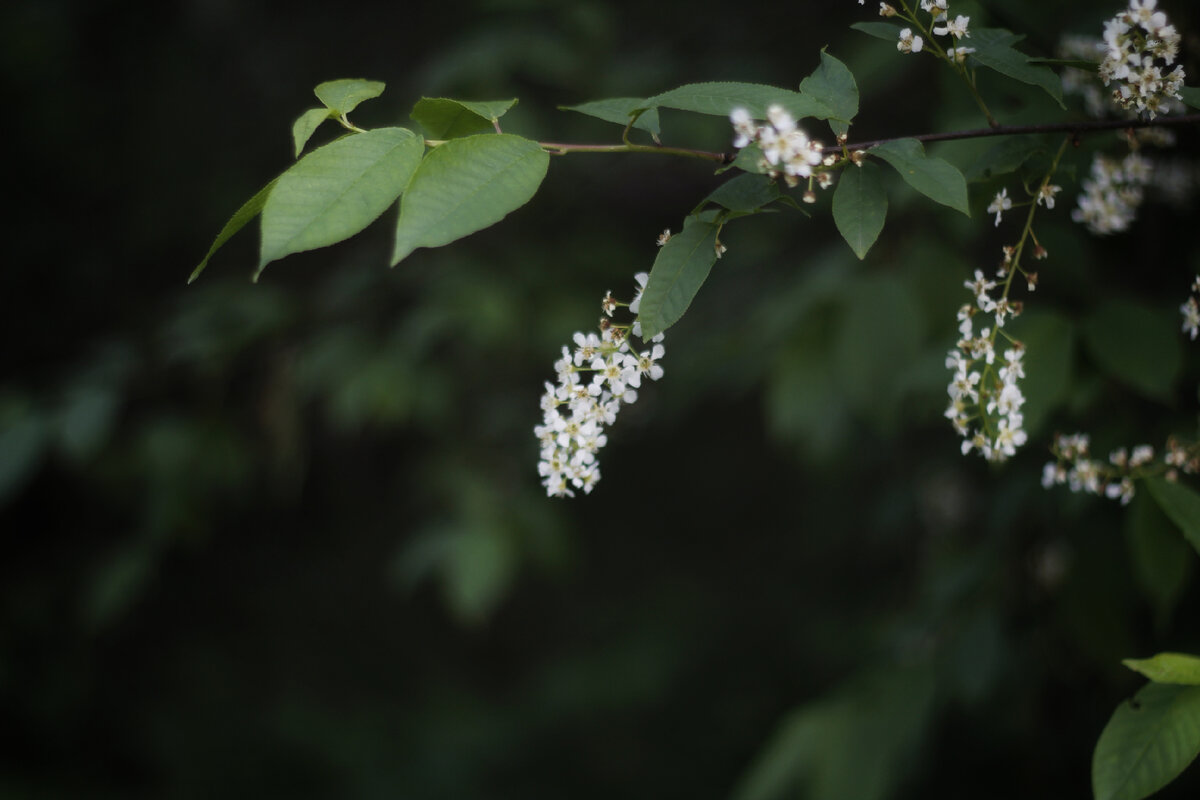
[1182,274,1200,340]
[1070,151,1153,234]
[730,106,833,193]
[535,272,666,498]
[1041,434,1156,504]
[893,1,974,61]
[945,269,1028,462]
[1099,0,1185,118]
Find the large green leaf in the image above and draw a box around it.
[411,97,518,139]
[313,78,386,115]
[292,107,333,157]
[190,177,278,283]
[1082,300,1181,401]
[832,162,887,259]
[640,82,834,121]
[392,134,549,265]
[559,98,662,138]
[870,139,969,215]
[636,218,720,339]
[1124,654,1200,686]
[969,28,1065,108]
[1093,682,1200,800]
[799,51,858,137]
[258,127,424,277]
[1146,477,1200,555]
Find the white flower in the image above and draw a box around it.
[628,272,650,314]
[987,188,1012,226]
[934,15,970,39]
[1182,296,1200,340]
[1037,184,1061,208]
[898,28,924,53]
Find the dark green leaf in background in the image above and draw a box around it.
[1146,477,1200,556]
[850,21,905,43]
[640,82,834,122]
[832,162,887,259]
[636,217,720,339]
[871,139,969,215]
[1179,86,1200,110]
[1010,309,1074,437]
[259,127,425,277]
[969,28,1065,108]
[1092,682,1200,800]
[1082,300,1181,401]
[965,136,1048,181]
[1125,491,1194,625]
[392,133,549,265]
[411,97,518,139]
[313,78,386,115]
[697,173,782,214]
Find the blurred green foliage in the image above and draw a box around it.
[2,0,1200,797]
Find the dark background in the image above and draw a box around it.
[3,0,1200,797]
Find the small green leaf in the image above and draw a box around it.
[969,28,1065,108]
[259,127,424,278]
[1179,86,1200,111]
[697,173,781,214]
[636,218,721,339]
[965,136,1048,181]
[799,51,858,137]
[190,177,278,283]
[1081,300,1181,400]
[1126,492,1195,623]
[1092,682,1200,800]
[832,162,887,259]
[292,107,332,158]
[1124,654,1200,686]
[1146,477,1200,556]
[871,139,969,215]
[411,97,518,139]
[313,78,386,115]
[640,82,834,121]
[392,134,549,265]
[850,21,905,43]
[559,98,662,138]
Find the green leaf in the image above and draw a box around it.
[1081,300,1181,400]
[1126,492,1195,623]
[292,107,332,158]
[559,98,662,138]
[1124,654,1200,686]
[640,82,834,121]
[850,21,905,43]
[1010,310,1074,437]
[696,173,782,214]
[636,218,721,339]
[190,177,278,283]
[799,51,858,137]
[392,134,549,265]
[1146,477,1200,556]
[411,97,518,139]
[969,28,1065,108]
[258,127,424,278]
[965,136,1048,181]
[871,138,969,215]
[313,78,385,115]
[1179,86,1200,111]
[1092,682,1200,800]
[832,162,887,259]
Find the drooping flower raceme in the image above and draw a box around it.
[1098,0,1185,118]
[535,272,667,498]
[1071,151,1154,234]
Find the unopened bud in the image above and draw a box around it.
[802,190,818,204]
[1026,272,1039,291]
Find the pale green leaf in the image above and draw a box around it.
[292,107,332,158]
[799,51,858,137]
[411,97,518,139]
[640,82,834,121]
[1124,654,1200,686]
[636,218,720,339]
[559,98,662,138]
[1092,682,1200,800]
[258,127,424,277]
[190,177,278,283]
[969,28,1065,108]
[1126,493,1194,623]
[871,138,969,215]
[313,78,385,115]
[1082,300,1181,400]
[832,162,887,259]
[1146,477,1200,556]
[850,21,905,43]
[392,134,549,265]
